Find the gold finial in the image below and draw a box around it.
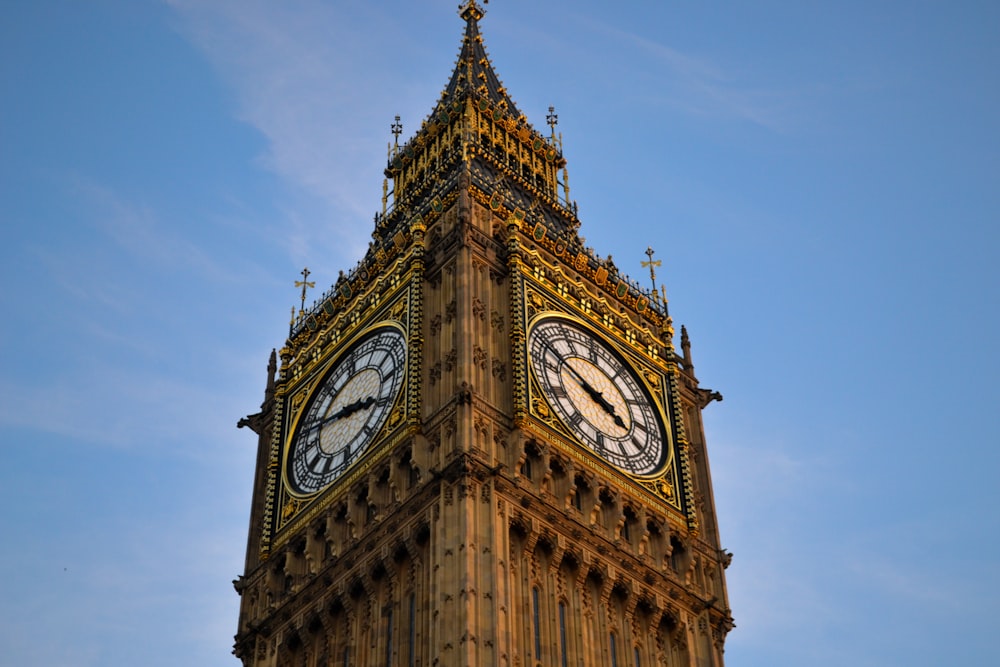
[294,267,316,317]
[459,1,486,22]
[641,247,663,305]
[546,106,558,143]
[391,115,402,149]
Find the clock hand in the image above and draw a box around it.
[310,396,377,431]
[562,361,627,429]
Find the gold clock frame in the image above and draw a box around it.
[280,320,409,500]
[266,269,419,550]
[514,251,690,518]
[525,311,674,476]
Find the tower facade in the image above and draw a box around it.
[234,4,733,667]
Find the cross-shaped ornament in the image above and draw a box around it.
[391,116,402,148]
[546,106,558,141]
[295,267,316,317]
[641,247,663,305]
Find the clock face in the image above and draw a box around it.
[286,326,407,495]
[528,317,667,476]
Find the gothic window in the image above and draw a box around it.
[384,607,394,667]
[532,586,542,661]
[610,632,619,667]
[645,519,664,566]
[408,593,416,667]
[598,487,617,534]
[308,522,327,569]
[373,467,392,513]
[549,457,570,505]
[669,535,687,576]
[572,475,590,512]
[558,600,568,667]
[329,504,350,557]
[520,441,542,483]
[521,456,533,481]
[621,505,638,548]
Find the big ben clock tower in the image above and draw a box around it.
[234,3,734,667]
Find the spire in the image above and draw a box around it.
[680,325,695,378]
[383,2,568,220]
[265,349,277,403]
[444,0,521,117]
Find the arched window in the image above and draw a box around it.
[532,586,542,661]
[558,601,568,667]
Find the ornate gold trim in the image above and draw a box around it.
[523,312,681,511]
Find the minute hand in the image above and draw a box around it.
[562,361,626,429]
[309,396,377,432]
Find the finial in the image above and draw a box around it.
[680,325,695,378]
[265,349,277,402]
[294,267,316,318]
[641,247,663,304]
[391,115,402,148]
[458,1,486,22]
[546,106,558,142]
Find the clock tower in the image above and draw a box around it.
[234,3,734,666]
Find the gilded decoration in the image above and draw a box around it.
[521,315,683,513]
[267,285,417,541]
[514,241,688,515]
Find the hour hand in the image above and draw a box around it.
[312,396,377,430]
[563,363,626,428]
[592,393,626,429]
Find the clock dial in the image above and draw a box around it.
[286,326,406,495]
[528,317,667,476]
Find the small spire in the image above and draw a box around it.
[265,349,277,403]
[294,267,316,318]
[547,106,562,148]
[641,247,663,305]
[681,325,695,377]
[391,115,402,149]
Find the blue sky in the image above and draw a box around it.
[2,1,998,665]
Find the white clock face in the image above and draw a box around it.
[286,326,406,495]
[528,317,667,476]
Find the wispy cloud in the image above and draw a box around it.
[0,489,248,666]
[0,369,250,454]
[164,0,417,263]
[73,180,240,282]
[3,182,274,455]
[571,15,806,133]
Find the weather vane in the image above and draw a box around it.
[641,247,664,305]
[295,267,316,317]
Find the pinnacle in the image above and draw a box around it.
[458,1,486,23]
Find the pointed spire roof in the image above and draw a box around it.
[286,1,671,345]
[444,1,523,119]
[389,1,555,177]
